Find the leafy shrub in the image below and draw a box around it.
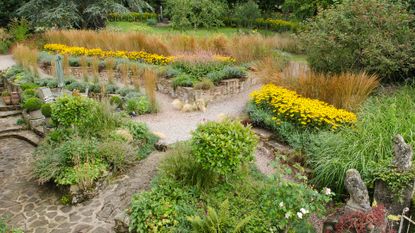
[165,0,227,29]
[282,0,336,20]
[20,82,39,90]
[191,120,257,176]
[255,18,298,32]
[41,103,52,117]
[308,86,415,193]
[335,205,388,232]
[146,18,157,26]
[8,18,29,42]
[126,96,151,115]
[65,81,86,92]
[300,0,415,81]
[0,218,22,233]
[51,95,96,128]
[124,121,158,158]
[160,142,218,188]
[110,95,123,108]
[21,88,37,103]
[173,61,226,79]
[250,84,357,130]
[172,74,194,88]
[23,97,42,112]
[98,140,135,173]
[232,0,262,28]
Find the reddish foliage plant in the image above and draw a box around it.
[335,205,392,233]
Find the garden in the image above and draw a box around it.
[0,0,415,232]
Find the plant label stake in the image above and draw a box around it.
[55,55,65,92]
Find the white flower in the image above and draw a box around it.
[285,212,291,219]
[279,202,284,208]
[297,212,303,219]
[300,208,309,214]
[323,187,332,196]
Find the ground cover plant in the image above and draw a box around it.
[129,120,332,232]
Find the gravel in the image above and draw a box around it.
[134,84,262,144]
[0,55,16,71]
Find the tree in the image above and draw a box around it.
[233,0,262,28]
[17,0,130,29]
[300,0,415,81]
[282,0,338,20]
[0,0,27,27]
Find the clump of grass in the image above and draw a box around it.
[105,57,116,84]
[91,57,100,84]
[130,63,142,90]
[12,44,39,77]
[308,85,415,193]
[228,35,273,63]
[79,56,89,82]
[143,68,157,111]
[119,63,129,85]
[63,53,70,76]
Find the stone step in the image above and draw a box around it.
[0,110,21,118]
[0,105,20,111]
[0,130,40,146]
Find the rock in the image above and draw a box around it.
[392,134,413,172]
[181,103,193,112]
[114,211,130,233]
[344,169,371,213]
[171,99,183,110]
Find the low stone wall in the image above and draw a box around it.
[42,66,259,104]
[157,76,257,104]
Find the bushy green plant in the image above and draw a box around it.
[98,139,136,172]
[232,0,262,28]
[193,79,214,90]
[20,82,39,90]
[308,86,415,193]
[108,12,157,22]
[126,96,151,115]
[146,18,157,26]
[165,0,227,29]
[160,142,218,188]
[0,218,23,233]
[191,120,258,176]
[172,74,194,88]
[110,95,123,108]
[41,103,52,117]
[23,97,42,112]
[8,18,29,42]
[51,95,96,128]
[65,81,86,92]
[282,0,336,20]
[124,121,158,158]
[300,0,415,81]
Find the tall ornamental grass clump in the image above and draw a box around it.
[308,86,415,193]
[300,0,415,81]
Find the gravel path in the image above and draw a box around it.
[0,55,15,71]
[134,84,262,144]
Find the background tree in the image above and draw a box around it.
[0,0,27,27]
[17,0,130,29]
[233,0,262,28]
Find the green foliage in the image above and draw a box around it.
[110,95,123,108]
[165,0,227,29]
[0,0,26,27]
[22,97,42,112]
[41,103,52,117]
[146,18,157,26]
[20,82,39,90]
[124,121,158,158]
[173,61,226,79]
[159,142,218,188]
[21,88,37,103]
[187,200,251,233]
[172,74,194,88]
[126,96,151,115]
[308,86,415,193]
[0,218,23,233]
[282,0,336,20]
[108,12,157,22]
[368,160,415,201]
[8,18,29,42]
[191,120,258,176]
[193,79,214,90]
[232,0,262,28]
[98,139,136,172]
[207,66,246,84]
[17,0,129,29]
[300,0,415,81]
[51,95,96,128]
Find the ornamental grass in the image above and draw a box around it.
[250,84,357,130]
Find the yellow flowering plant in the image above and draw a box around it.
[44,43,174,65]
[250,84,357,130]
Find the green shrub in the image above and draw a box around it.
[110,95,123,108]
[173,61,226,78]
[98,140,135,172]
[65,81,86,92]
[232,0,262,28]
[282,0,336,20]
[20,82,39,90]
[146,18,157,26]
[160,142,218,188]
[126,96,151,115]
[51,95,96,128]
[191,120,258,176]
[308,86,415,193]
[21,88,37,102]
[255,18,299,32]
[124,121,158,158]
[41,103,52,117]
[0,218,22,233]
[172,74,194,88]
[300,0,415,81]
[108,12,157,22]
[207,66,246,84]
[23,97,42,112]
[165,0,226,29]
[8,18,29,42]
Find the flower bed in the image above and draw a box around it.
[250,84,357,129]
[44,44,174,65]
